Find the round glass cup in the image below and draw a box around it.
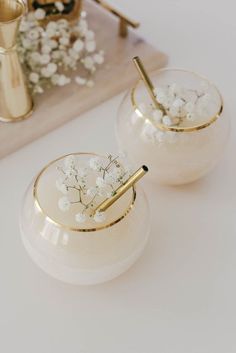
[20,153,150,285]
[116,68,230,185]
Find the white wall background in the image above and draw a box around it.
[0,1,236,353]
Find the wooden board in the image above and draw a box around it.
[0,0,167,160]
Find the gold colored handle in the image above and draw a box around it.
[92,0,140,37]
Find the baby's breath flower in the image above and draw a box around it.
[48,62,57,74]
[55,1,64,12]
[28,29,39,40]
[57,75,71,86]
[106,190,113,198]
[172,98,185,109]
[85,40,96,53]
[34,85,44,94]
[75,76,86,85]
[47,21,58,31]
[58,196,70,211]
[65,167,76,177]
[96,177,107,188]
[75,212,87,223]
[56,154,131,224]
[169,106,179,117]
[162,115,173,126]
[94,211,106,223]
[87,187,97,197]
[40,54,51,65]
[42,45,52,54]
[168,83,181,96]
[29,72,39,84]
[22,38,31,49]
[30,52,41,63]
[77,19,88,36]
[73,39,84,52]
[93,53,104,65]
[56,178,68,194]
[41,66,52,78]
[63,56,73,67]
[59,37,70,46]
[98,188,107,198]
[19,20,30,32]
[201,93,211,105]
[83,56,94,70]
[104,172,116,184]
[58,19,69,29]
[51,51,61,60]
[45,27,56,38]
[51,74,60,85]
[89,157,104,171]
[64,155,75,169]
[138,80,214,145]
[48,39,58,49]
[154,88,167,105]
[69,48,80,60]
[184,101,195,113]
[77,168,88,178]
[34,8,46,20]
[18,11,105,94]
[186,112,196,121]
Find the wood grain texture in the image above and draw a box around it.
[0,0,167,160]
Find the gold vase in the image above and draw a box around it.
[0,0,33,122]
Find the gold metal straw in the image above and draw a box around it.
[133,56,164,112]
[96,165,148,213]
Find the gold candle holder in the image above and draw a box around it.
[0,0,33,122]
[96,165,148,213]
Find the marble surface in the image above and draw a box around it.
[0,0,236,352]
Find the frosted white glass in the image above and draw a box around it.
[116,69,230,185]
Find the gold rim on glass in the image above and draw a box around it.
[33,153,137,232]
[131,68,224,133]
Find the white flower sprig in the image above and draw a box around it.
[153,82,211,124]
[132,82,215,144]
[56,154,131,224]
[17,9,105,95]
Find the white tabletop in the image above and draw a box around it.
[1,1,236,352]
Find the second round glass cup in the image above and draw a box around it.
[116,68,230,185]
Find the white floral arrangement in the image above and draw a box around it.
[18,7,105,94]
[132,82,216,144]
[56,154,131,224]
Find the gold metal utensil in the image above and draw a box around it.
[96,165,148,213]
[133,56,165,113]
